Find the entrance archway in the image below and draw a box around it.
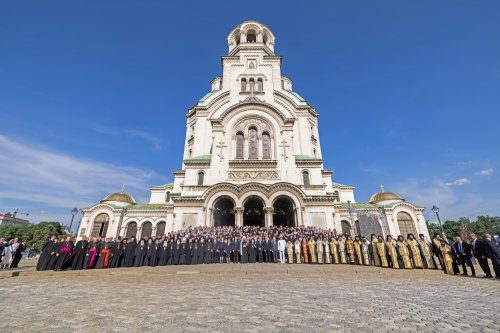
[91,213,109,238]
[213,196,235,227]
[243,196,265,227]
[273,196,295,227]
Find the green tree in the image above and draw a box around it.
[426,220,442,236]
[442,220,460,237]
[0,221,65,252]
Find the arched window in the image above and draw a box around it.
[333,191,340,202]
[247,30,257,42]
[257,78,263,92]
[156,221,166,237]
[241,78,247,92]
[197,171,205,186]
[341,220,351,235]
[302,170,310,186]
[166,191,171,203]
[140,222,152,239]
[249,78,255,93]
[126,221,137,239]
[313,148,317,158]
[236,132,244,159]
[397,212,417,238]
[262,132,271,159]
[355,220,361,236]
[248,127,258,159]
[91,213,109,238]
[188,149,192,158]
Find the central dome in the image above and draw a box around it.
[101,191,136,205]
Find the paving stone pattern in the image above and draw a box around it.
[1,264,498,332]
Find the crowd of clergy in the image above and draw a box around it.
[33,226,500,278]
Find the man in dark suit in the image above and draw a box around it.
[470,233,493,278]
[483,233,500,279]
[453,235,475,276]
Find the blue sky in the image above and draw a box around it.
[1,1,499,225]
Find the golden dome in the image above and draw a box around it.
[369,185,403,203]
[101,191,136,205]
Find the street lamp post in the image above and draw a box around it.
[68,208,79,233]
[431,205,444,234]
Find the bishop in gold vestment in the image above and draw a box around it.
[338,237,347,264]
[330,238,339,264]
[286,240,294,264]
[396,237,412,269]
[294,239,301,264]
[376,236,389,267]
[308,238,316,264]
[385,236,399,269]
[346,237,355,264]
[407,235,423,269]
[316,239,324,264]
[418,235,435,269]
[353,238,363,265]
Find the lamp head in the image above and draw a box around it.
[431,205,439,214]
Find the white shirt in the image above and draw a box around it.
[278,239,286,251]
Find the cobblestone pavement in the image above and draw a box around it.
[1,264,498,333]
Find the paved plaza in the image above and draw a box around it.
[1,262,499,332]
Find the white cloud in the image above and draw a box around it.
[91,125,163,151]
[445,178,471,186]
[0,134,160,221]
[395,178,500,221]
[475,168,494,176]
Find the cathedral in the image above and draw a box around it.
[76,21,430,241]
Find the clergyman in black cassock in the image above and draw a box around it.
[36,236,56,271]
[71,237,89,270]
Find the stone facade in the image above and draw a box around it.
[77,21,430,241]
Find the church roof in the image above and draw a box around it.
[336,202,380,209]
[294,155,321,161]
[290,91,306,102]
[199,92,212,102]
[100,191,136,205]
[332,181,354,188]
[369,186,403,203]
[126,204,171,210]
[150,183,174,190]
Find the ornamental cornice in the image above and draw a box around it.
[228,159,277,168]
[183,159,211,166]
[303,196,336,203]
[202,182,306,205]
[82,203,122,214]
[188,91,230,117]
[295,160,324,167]
[212,100,295,125]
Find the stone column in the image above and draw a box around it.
[264,207,274,227]
[208,208,213,227]
[235,207,243,227]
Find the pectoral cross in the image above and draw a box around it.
[216,139,227,161]
[280,139,290,161]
